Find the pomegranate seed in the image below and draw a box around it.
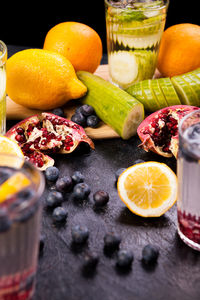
[16,127,24,134]
[15,134,25,143]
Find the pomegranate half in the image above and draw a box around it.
[137,105,199,158]
[6,113,94,170]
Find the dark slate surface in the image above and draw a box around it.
[6,45,200,300]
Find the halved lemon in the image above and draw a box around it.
[117,161,177,217]
[0,172,31,203]
[0,136,24,168]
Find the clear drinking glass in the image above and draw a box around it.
[0,41,7,135]
[105,0,169,89]
[0,154,45,299]
[177,109,200,251]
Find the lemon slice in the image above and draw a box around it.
[0,136,24,168]
[0,172,31,203]
[117,161,177,217]
[109,51,138,88]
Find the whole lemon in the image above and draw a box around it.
[6,49,87,110]
[157,23,200,77]
[43,22,103,73]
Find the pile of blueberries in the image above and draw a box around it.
[40,161,160,271]
[52,104,100,129]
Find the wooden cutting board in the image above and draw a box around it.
[6,64,161,139]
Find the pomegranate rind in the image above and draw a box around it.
[6,113,94,170]
[137,105,199,158]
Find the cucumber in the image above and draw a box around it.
[77,71,144,140]
[125,81,151,112]
[171,76,199,106]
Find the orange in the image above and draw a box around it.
[117,162,177,217]
[6,49,87,110]
[43,22,103,73]
[157,23,200,77]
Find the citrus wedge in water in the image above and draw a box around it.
[0,172,30,203]
[117,161,177,217]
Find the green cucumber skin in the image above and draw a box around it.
[77,71,144,139]
[125,81,151,111]
[171,76,199,106]
[157,78,181,106]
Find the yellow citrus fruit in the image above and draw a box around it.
[43,22,103,73]
[0,172,30,203]
[117,161,177,217]
[157,23,200,77]
[6,49,87,110]
[0,136,24,157]
[0,136,24,168]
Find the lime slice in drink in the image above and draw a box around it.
[109,51,139,88]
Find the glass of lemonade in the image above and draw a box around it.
[0,41,7,135]
[105,0,169,89]
[0,154,45,299]
[177,110,200,251]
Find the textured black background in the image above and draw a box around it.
[0,1,199,51]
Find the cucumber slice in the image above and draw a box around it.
[181,74,200,106]
[141,79,160,112]
[171,76,199,106]
[149,79,168,109]
[109,51,138,89]
[125,81,151,112]
[115,32,162,49]
[109,50,156,89]
[77,71,144,139]
[157,78,181,106]
[134,50,157,81]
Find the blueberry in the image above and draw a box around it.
[56,176,73,192]
[83,251,99,269]
[73,183,91,200]
[104,232,121,250]
[115,168,126,181]
[142,244,159,264]
[93,190,109,207]
[15,203,38,223]
[116,249,134,268]
[86,115,100,128]
[45,166,60,182]
[71,225,89,244]
[52,207,68,223]
[17,188,34,201]
[52,108,65,118]
[133,159,145,165]
[71,113,86,127]
[75,106,83,114]
[72,171,84,184]
[80,104,95,117]
[186,123,200,140]
[46,191,64,208]
[0,209,12,232]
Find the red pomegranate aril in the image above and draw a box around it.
[41,140,47,146]
[16,127,24,134]
[15,134,25,143]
